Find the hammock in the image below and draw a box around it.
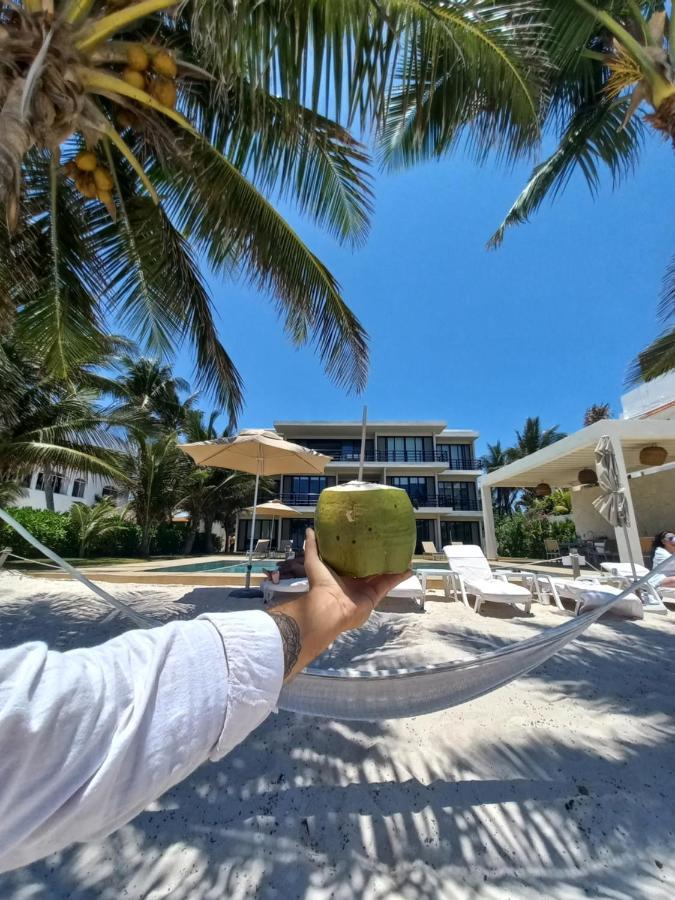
[1,506,670,722]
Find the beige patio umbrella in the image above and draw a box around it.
[180,429,330,594]
[245,499,301,552]
[592,434,637,579]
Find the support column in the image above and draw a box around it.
[609,435,643,566]
[480,481,497,559]
[435,516,442,550]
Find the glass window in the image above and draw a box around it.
[440,521,481,546]
[101,486,117,498]
[388,476,433,505]
[438,444,475,468]
[438,481,477,509]
[72,478,86,499]
[415,519,435,553]
[35,472,64,494]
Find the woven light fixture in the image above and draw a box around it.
[577,468,598,486]
[639,445,667,467]
[535,482,551,497]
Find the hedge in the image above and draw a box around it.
[0,508,199,558]
[495,512,576,559]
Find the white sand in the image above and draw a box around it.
[1,570,674,899]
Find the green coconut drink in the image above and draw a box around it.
[315,481,416,577]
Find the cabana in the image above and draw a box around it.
[479,420,675,565]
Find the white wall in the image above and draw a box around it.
[570,469,675,540]
[570,487,611,538]
[621,372,675,420]
[629,469,675,536]
[14,472,128,513]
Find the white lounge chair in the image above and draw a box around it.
[532,574,644,620]
[262,573,427,610]
[421,541,444,561]
[600,562,668,614]
[251,539,270,559]
[442,545,532,615]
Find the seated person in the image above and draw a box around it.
[263,551,306,584]
[650,531,675,588]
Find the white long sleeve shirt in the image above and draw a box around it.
[0,611,284,873]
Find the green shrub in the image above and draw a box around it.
[88,519,141,557]
[495,512,576,559]
[0,507,78,558]
[193,532,222,554]
[151,523,187,555]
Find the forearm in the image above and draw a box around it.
[0,611,283,873]
[268,588,351,680]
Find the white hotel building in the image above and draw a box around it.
[235,420,485,553]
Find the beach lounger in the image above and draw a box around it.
[442,544,533,615]
[262,573,427,610]
[533,574,644,620]
[421,541,444,560]
[600,563,668,614]
[251,539,270,558]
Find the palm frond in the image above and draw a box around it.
[380,0,546,168]
[628,326,675,384]
[155,131,369,393]
[186,83,374,247]
[488,95,644,248]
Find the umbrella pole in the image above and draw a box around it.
[623,523,638,581]
[245,470,261,589]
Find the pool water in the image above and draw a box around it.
[147,559,278,574]
[147,559,448,575]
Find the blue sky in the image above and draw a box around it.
[174,132,673,456]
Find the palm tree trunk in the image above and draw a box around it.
[203,514,214,553]
[140,523,152,558]
[43,462,55,513]
[182,524,198,554]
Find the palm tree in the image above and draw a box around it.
[484,441,518,517]
[0,341,129,511]
[0,1,546,422]
[107,355,193,432]
[488,1,675,381]
[584,402,611,426]
[125,431,184,556]
[69,497,126,557]
[510,416,566,460]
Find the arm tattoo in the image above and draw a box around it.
[268,612,301,678]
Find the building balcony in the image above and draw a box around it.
[324,450,482,466]
[280,493,482,512]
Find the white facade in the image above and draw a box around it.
[235,420,484,553]
[15,471,128,514]
[621,371,675,421]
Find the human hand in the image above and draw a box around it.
[303,528,411,631]
[268,529,412,680]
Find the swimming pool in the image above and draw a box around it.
[147,559,449,575]
[147,559,277,574]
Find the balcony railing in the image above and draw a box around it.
[320,450,483,468]
[281,492,481,510]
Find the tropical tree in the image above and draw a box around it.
[510,415,566,460]
[0,0,548,422]
[125,431,184,556]
[583,402,612,425]
[69,497,126,557]
[484,440,518,517]
[0,340,128,511]
[107,355,193,431]
[488,1,675,381]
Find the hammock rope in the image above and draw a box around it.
[1,506,669,721]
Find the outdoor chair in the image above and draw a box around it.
[442,544,533,615]
[251,539,270,558]
[421,541,444,560]
[532,573,644,620]
[543,538,560,560]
